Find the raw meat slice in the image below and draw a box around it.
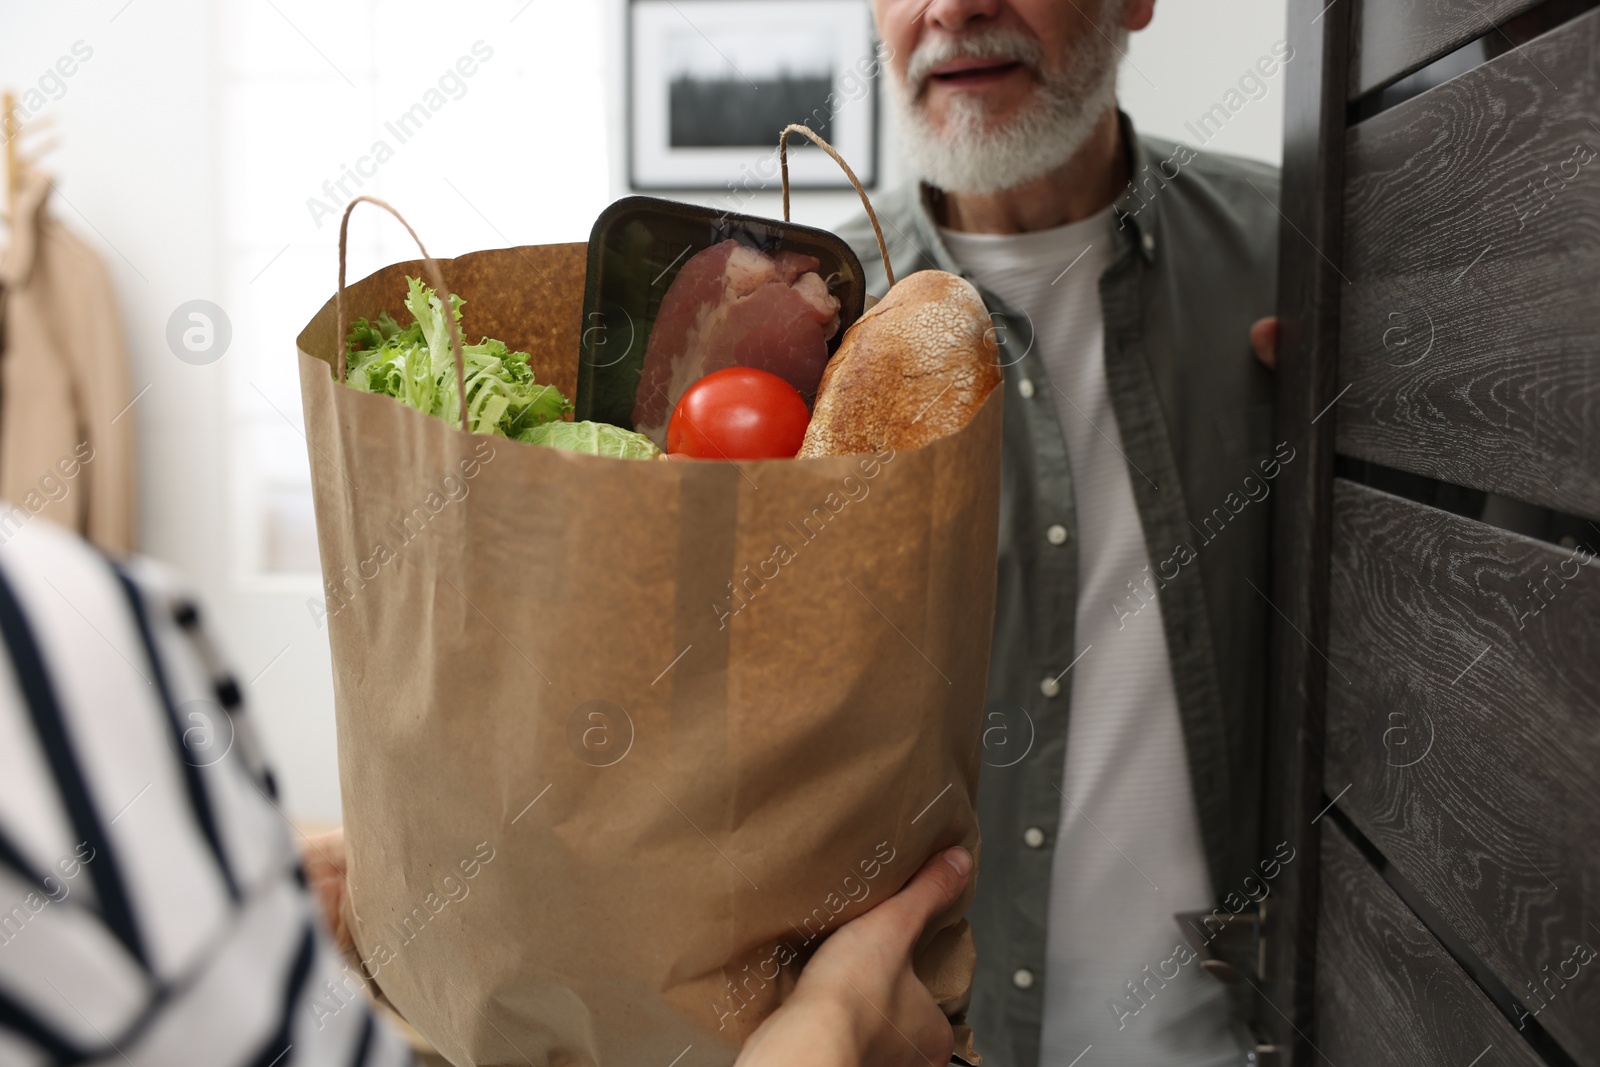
[631,240,842,445]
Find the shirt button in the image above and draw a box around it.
[1040,676,1061,698]
[1023,827,1045,848]
[1142,231,1156,254]
[1018,378,1036,399]
[1046,524,1068,546]
[1012,968,1036,990]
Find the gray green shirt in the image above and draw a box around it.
[837,115,1281,1067]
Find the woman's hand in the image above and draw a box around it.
[300,827,357,961]
[736,846,973,1067]
[299,827,973,1065]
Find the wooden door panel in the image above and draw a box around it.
[1335,7,1600,519]
[1323,478,1600,1061]
[1316,819,1548,1067]
[1348,0,1545,97]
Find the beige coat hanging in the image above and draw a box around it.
[0,169,137,551]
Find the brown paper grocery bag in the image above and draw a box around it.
[296,197,1000,1066]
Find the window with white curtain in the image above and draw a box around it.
[218,0,612,581]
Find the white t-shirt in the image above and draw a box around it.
[941,210,1237,1067]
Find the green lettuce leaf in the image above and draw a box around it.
[518,420,663,459]
[344,277,573,438]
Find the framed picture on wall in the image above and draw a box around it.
[628,0,880,191]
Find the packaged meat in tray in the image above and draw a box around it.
[576,196,867,445]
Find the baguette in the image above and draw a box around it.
[798,271,999,457]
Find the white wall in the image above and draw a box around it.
[1121,0,1291,166]
[0,0,1284,823]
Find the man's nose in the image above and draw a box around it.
[920,0,1003,32]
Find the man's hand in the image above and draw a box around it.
[737,846,974,1067]
[1251,316,1279,370]
[300,827,357,961]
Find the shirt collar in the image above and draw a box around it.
[1109,110,1162,264]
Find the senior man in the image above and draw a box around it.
[845,1,1284,1064]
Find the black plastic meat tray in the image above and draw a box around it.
[575,195,867,429]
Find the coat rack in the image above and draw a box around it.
[3,90,17,219]
[2,90,53,221]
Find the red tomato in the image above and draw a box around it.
[667,367,811,460]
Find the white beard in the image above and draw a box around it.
[889,19,1127,196]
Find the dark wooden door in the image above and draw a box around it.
[1258,1,1600,1064]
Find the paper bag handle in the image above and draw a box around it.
[778,123,895,288]
[336,195,472,432]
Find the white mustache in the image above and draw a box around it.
[903,29,1047,95]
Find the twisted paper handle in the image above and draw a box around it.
[336,196,471,432]
[778,124,895,288]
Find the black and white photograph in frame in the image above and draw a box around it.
[629,0,880,191]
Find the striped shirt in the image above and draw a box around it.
[0,515,412,1067]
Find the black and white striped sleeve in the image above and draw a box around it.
[0,518,414,1067]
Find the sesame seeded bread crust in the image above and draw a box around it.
[797,270,1001,457]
